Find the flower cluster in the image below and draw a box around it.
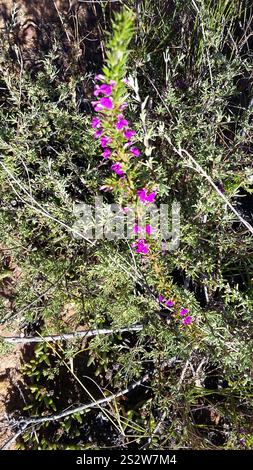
[137,188,156,205]
[179,308,192,325]
[92,75,142,181]
[92,74,157,255]
[158,295,193,326]
[158,295,174,307]
[132,239,149,254]
[91,72,192,326]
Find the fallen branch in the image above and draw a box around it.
[0,324,143,345]
[1,372,151,450]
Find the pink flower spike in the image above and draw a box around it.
[130,146,140,157]
[102,148,111,159]
[94,84,113,96]
[132,239,149,255]
[137,189,147,204]
[99,97,114,110]
[133,223,141,234]
[146,191,156,203]
[158,295,164,303]
[124,129,136,140]
[179,308,189,316]
[92,101,103,111]
[145,224,152,236]
[183,315,192,325]
[137,189,156,205]
[116,116,129,130]
[94,129,103,138]
[92,117,101,129]
[100,136,112,148]
[111,163,124,176]
[166,299,174,308]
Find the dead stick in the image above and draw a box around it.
[1,372,151,449]
[0,324,143,345]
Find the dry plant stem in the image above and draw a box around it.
[0,160,96,245]
[1,324,143,344]
[145,76,253,237]
[165,138,253,237]
[143,410,167,449]
[191,0,213,84]
[1,373,151,450]
[53,0,71,42]
[0,267,67,325]
[178,359,192,389]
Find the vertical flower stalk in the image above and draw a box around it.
[90,9,192,327]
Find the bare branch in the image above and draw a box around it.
[1,373,150,449]
[0,324,143,345]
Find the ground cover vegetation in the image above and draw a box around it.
[0,0,252,450]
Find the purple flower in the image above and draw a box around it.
[132,239,149,255]
[166,299,174,307]
[116,115,129,130]
[93,97,114,111]
[92,102,102,111]
[94,129,103,138]
[94,86,100,96]
[130,146,140,157]
[182,315,192,325]
[158,295,164,303]
[111,163,124,176]
[133,223,141,234]
[100,136,112,148]
[145,224,153,236]
[124,129,136,140]
[179,308,189,316]
[146,192,156,203]
[100,97,114,109]
[137,189,156,205]
[137,189,147,204]
[92,117,101,129]
[94,84,113,97]
[102,148,111,159]
[110,80,116,86]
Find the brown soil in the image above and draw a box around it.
[0,325,23,450]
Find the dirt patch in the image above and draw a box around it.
[0,0,100,70]
[0,340,23,450]
[0,245,22,315]
[0,0,122,73]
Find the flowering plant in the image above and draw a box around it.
[91,10,192,327]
